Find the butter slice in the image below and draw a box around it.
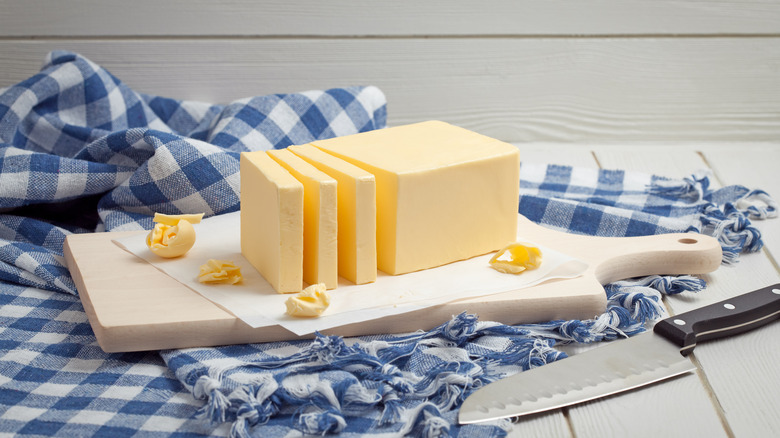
[268,148,338,289]
[240,151,303,293]
[312,121,520,275]
[289,144,377,285]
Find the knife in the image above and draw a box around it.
[459,283,780,424]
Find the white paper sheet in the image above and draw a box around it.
[113,212,587,335]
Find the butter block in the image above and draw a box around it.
[289,144,377,284]
[268,148,338,289]
[240,151,303,293]
[312,121,520,275]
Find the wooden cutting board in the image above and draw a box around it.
[64,214,722,352]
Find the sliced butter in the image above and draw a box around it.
[312,120,520,275]
[240,151,303,294]
[289,144,377,285]
[268,148,338,290]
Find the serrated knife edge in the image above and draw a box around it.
[459,283,780,425]
[459,354,694,424]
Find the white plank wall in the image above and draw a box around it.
[3,0,780,37]
[1,1,780,142]
[2,1,779,437]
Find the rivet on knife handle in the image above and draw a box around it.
[654,283,780,355]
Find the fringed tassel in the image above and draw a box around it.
[371,312,481,349]
[527,338,566,369]
[697,184,777,263]
[293,406,347,435]
[377,392,403,426]
[438,312,480,345]
[695,202,762,264]
[501,275,705,346]
[193,372,288,437]
[412,361,483,410]
[341,380,382,408]
[643,274,706,295]
[228,373,281,438]
[184,275,708,436]
[398,403,451,438]
[192,375,231,424]
[735,189,778,220]
[605,281,665,324]
[647,172,710,201]
[475,337,563,371]
[649,172,776,264]
[282,373,342,410]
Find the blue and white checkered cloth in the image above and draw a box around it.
[1,51,776,437]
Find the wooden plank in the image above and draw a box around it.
[687,256,780,438]
[556,147,726,436]
[1,0,779,36]
[509,146,720,436]
[507,411,572,438]
[589,144,709,179]
[505,144,598,438]
[568,373,728,438]
[590,145,780,437]
[2,39,779,143]
[515,143,597,168]
[702,144,780,262]
[690,145,780,438]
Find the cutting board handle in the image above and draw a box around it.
[516,215,723,285]
[590,232,722,284]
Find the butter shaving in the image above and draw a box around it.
[198,259,243,284]
[489,242,542,274]
[285,283,331,317]
[146,219,197,258]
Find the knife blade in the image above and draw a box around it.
[459,283,780,424]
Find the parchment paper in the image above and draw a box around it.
[113,212,587,336]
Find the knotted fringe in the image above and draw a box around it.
[648,172,710,201]
[649,174,777,264]
[193,375,232,424]
[226,374,280,437]
[691,191,775,264]
[397,403,451,438]
[295,406,347,435]
[189,275,705,437]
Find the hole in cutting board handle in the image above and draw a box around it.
[678,238,698,244]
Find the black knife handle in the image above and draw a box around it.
[653,283,780,355]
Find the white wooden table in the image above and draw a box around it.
[506,143,780,438]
